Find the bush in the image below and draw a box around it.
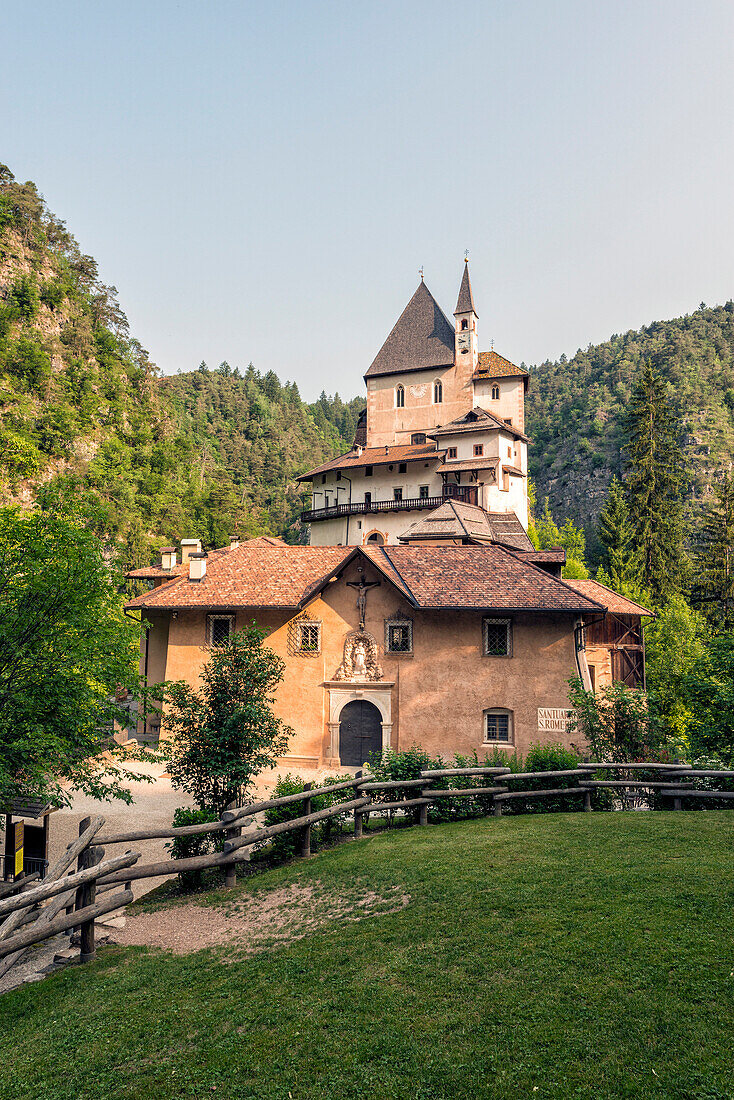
[167,806,222,890]
[259,773,357,866]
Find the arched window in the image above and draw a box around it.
[461,319,468,331]
[433,380,443,404]
[366,531,385,545]
[491,384,500,400]
[395,384,405,408]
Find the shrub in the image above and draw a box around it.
[259,773,357,866]
[167,806,222,890]
[0,431,42,478]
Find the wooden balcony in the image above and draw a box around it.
[302,486,478,523]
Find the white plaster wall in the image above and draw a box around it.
[473,377,525,431]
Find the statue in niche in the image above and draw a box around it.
[334,630,383,682]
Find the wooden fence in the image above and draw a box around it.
[1,762,732,978]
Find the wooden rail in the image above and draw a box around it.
[3,762,733,978]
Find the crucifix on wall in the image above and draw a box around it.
[346,569,380,630]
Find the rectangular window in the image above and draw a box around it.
[484,710,513,743]
[473,444,484,457]
[503,418,512,425]
[322,474,327,484]
[447,447,457,459]
[298,621,321,654]
[393,487,403,501]
[364,491,371,509]
[398,462,407,473]
[483,617,512,657]
[502,470,510,491]
[336,472,342,480]
[385,620,413,654]
[365,466,373,477]
[419,485,429,499]
[411,433,426,444]
[207,614,235,646]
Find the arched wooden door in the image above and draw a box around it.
[338,700,383,766]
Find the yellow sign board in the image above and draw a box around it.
[13,821,24,878]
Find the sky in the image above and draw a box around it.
[4,1,734,399]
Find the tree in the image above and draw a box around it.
[568,677,663,762]
[165,626,293,814]
[695,471,734,630]
[679,633,734,763]
[623,359,688,600]
[597,476,635,587]
[0,506,141,808]
[644,594,707,752]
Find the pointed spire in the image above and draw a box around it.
[454,258,478,317]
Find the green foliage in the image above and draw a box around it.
[568,676,664,763]
[597,475,635,586]
[526,301,734,545]
[694,471,734,630]
[1,336,52,392]
[623,358,688,599]
[644,594,708,751]
[164,626,293,815]
[0,430,41,478]
[0,505,141,807]
[534,498,588,577]
[679,633,734,764]
[167,806,222,890]
[260,774,356,865]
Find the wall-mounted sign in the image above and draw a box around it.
[537,707,574,733]
[13,821,24,878]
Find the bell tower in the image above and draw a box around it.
[454,258,479,373]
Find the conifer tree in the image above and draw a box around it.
[597,476,635,587]
[695,471,734,630]
[623,359,688,600]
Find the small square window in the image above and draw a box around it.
[399,462,407,473]
[473,444,484,457]
[483,618,512,657]
[207,614,235,646]
[484,709,513,743]
[393,487,403,501]
[365,466,373,477]
[298,622,321,654]
[385,620,413,653]
[447,447,457,459]
[411,433,426,444]
[419,485,429,499]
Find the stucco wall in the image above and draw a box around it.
[366,360,475,447]
[152,559,583,766]
[474,377,525,431]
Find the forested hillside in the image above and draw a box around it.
[0,166,360,564]
[525,304,734,545]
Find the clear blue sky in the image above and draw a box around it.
[4,1,734,399]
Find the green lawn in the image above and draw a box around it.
[3,812,734,1100]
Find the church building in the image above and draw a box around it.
[125,263,651,771]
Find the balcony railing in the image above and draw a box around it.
[302,486,477,523]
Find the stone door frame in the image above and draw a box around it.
[325,682,394,764]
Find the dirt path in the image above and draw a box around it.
[112,882,410,956]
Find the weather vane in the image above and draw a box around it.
[464,249,469,262]
[419,265,424,281]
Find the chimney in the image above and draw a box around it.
[229,535,240,551]
[180,538,202,564]
[188,552,207,582]
[160,547,177,571]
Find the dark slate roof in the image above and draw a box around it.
[364,281,455,379]
[428,406,529,442]
[399,501,535,551]
[454,261,477,316]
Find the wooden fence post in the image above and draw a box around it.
[76,844,103,963]
[493,800,503,817]
[354,771,364,838]
[583,790,592,812]
[301,782,312,858]
[673,796,682,811]
[225,801,240,889]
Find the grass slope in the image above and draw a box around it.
[3,812,734,1100]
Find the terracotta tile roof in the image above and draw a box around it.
[364,281,455,379]
[474,350,529,385]
[398,502,535,552]
[124,537,287,580]
[125,544,603,615]
[298,441,441,481]
[367,545,604,612]
[429,406,529,442]
[503,465,525,476]
[123,544,347,611]
[435,456,499,474]
[516,549,566,564]
[564,579,654,617]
